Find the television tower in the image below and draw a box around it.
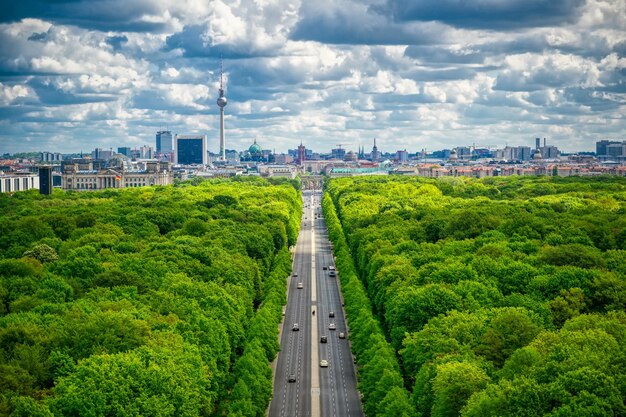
[216,59,228,161]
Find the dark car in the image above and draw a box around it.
[329,311,335,318]
[320,336,327,343]
[288,374,296,383]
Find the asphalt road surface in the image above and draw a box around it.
[269,190,363,417]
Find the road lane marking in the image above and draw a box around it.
[311,203,321,417]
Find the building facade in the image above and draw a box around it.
[156,131,173,154]
[61,160,173,190]
[40,152,62,162]
[175,135,207,165]
[0,173,39,193]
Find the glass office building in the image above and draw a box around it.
[175,135,207,165]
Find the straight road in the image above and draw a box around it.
[269,189,363,417]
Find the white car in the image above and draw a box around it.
[292,323,299,331]
[297,282,303,289]
[329,323,336,330]
[320,360,329,368]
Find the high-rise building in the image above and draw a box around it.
[297,142,306,166]
[518,146,532,161]
[396,149,409,163]
[494,146,532,161]
[175,135,207,165]
[216,60,228,161]
[331,147,346,160]
[39,166,53,195]
[540,146,561,159]
[456,146,472,160]
[118,147,132,157]
[40,152,62,162]
[596,140,626,161]
[156,131,173,155]
[139,145,154,159]
[92,148,113,160]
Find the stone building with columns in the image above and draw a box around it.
[61,157,173,190]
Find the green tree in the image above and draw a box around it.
[431,361,491,417]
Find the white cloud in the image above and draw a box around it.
[0,0,624,154]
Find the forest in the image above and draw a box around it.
[0,177,301,417]
[323,175,626,417]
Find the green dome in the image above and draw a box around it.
[249,140,262,154]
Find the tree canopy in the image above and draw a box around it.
[324,175,626,416]
[0,177,301,416]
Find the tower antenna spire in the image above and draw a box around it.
[220,56,224,91]
[216,55,228,162]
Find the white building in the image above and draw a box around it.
[0,172,39,193]
[258,165,298,179]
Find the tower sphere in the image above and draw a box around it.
[217,96,227,108]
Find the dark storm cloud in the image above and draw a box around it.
[290,2,442,45]
[165,25,276,59]
[407,67,490,81]
[106,35,128,51]
[0,0,167,32]
[27,78,118,105]
[28,31,49,42]
[385,0,586,29]
[562,87,624,112]
[404,45,485,65]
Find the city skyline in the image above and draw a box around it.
[0,0,624,155]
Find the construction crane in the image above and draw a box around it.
[472,143,498,151]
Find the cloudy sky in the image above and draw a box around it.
[0,0,624,155]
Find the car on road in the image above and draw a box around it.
[320,336,327,343]
[323,266,328,270]
[293,273,298,278]
[329,323,336,330]
[329,271,336,277]
[320,360,329,368]
[288,374,296,382]
[339,332,346,339]
[329,311,335,318]
[297,282,303,289]
[292,323,299,331]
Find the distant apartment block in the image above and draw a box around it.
[495,146,532,161]
[455,146,472,160]
[540,145,561,159]
[139,145,154,159]
[40,152,63,162]
[596,140,626,162]
[91,148,114,160]
[395,149,409,163]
